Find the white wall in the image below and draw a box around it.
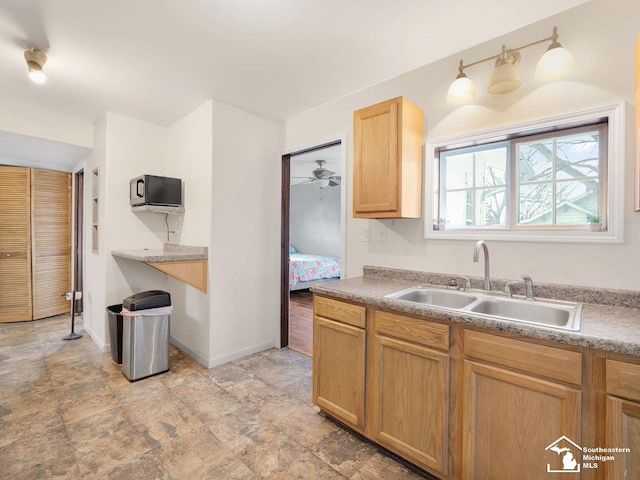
[209,99,281,364]
[104,113,169,307]
[165,100,214,363]
[290,183,341,257]
[284,0,640,290]
[82,116,108,347]
[83,112,169,348]
[0,102,93,148]
[79,100,282,366]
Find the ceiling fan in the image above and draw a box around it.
[292,160,341,188]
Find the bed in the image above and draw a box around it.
[289,246,341,290]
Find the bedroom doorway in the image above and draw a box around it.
[281,138,346,355]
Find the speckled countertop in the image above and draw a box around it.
[310,267,640,357]
[112,243,207,262]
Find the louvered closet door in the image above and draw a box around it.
[0,166,32,322]
[31,169,71,320]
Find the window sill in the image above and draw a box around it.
[425,228,622,244]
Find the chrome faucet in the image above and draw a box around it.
[457,275,471,290]
[522,275,535,300]
[473,240,491,291]
[504,281,520,298]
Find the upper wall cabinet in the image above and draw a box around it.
[353,96,423,219]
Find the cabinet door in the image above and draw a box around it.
[313,316,366,432]
[353,98,400,215]
[463,361,581,480]
[369,334,449,474]
[0,166,32,322]
[31,169,71,319]
[606,396,640,479]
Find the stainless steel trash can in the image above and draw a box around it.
[122,290,172,381]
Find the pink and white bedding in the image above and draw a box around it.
[289,253,340,289]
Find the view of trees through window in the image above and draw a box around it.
[436,123,606,230]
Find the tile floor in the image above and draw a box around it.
[0,315,427,479]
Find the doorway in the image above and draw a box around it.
[280,138,346,355]
[73,170,84,314]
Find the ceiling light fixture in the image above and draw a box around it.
[313,178,330,188]
[24,49,48,84]
[446,26,573,105]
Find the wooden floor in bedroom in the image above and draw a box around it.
[289,289,313,356]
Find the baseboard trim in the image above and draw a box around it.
[207,341,278,368]
[169,336,210,368]
[168,337,279,369]
[82,321,109,353]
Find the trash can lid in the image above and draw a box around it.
[123,290,171,311]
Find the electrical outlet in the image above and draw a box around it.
[376,225,387,242]
[363,228,370,242]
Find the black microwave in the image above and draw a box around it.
[130,175,182,207]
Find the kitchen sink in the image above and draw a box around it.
[469,297,580,330]
[385,285,581,331]
[388,286,478,309]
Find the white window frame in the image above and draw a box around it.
[424,103,625,243]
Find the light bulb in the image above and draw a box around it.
[446,76,476,105]
[535,46,574,82]
[487,62,521,94]
[28,69,46,84]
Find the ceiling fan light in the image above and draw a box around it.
[313,178,330,188]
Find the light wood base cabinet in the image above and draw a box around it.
[313,296,366,432]
[605,396,640,479]
[605,359,640,479]
[313,294,640,480]
[462,361,581,480]
[463,330,582,480]
[368,321,449,473]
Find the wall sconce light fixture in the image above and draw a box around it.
[24,49,48,84]
[446,26,573,105]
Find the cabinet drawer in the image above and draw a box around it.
[464,330,582,386]
[374,310,449,351]
[606,359,640,402]
[314,295,366,328]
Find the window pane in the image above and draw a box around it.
[518,140,553,182]
[518,183,552,225]
[556,179,599,225]
[444,190,473,226]
[475,148,507,187]
[475,188,506,225]
[443,152,473,190]
[556,131,600,180]
[435,121,606,233]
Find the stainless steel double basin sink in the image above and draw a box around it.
[385,285,582,331]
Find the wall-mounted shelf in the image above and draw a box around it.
[131,205,185,214]
[111,244,207,292]
[147,259,207,292]
[92,168,99,253]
